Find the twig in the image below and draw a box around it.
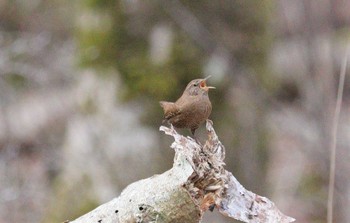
[327,47,348,223]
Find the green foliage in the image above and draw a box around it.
[77,2,203,101]
[77,0,274,101]
[5,73,27,89]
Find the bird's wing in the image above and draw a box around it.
[176,95,202,115]
[159,101,180,120]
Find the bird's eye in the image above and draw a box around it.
[193,83,198,87]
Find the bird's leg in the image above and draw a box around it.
[162,119,169,125]
[191,128,196,136]
[191,128,202,146]
[170,123,175,131]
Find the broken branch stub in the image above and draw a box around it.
[160,120,295,223]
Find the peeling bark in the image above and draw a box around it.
[69,120,295,223]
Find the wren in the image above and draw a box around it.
[160,76,215,135]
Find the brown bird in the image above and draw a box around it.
[160,76,215,135]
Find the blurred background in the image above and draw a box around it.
[0,0,350,222]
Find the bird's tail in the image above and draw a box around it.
[159,101,178,120]
[159,101,174,113]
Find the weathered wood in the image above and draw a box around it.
[70,121,295,223]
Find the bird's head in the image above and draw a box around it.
[184,76,215,96]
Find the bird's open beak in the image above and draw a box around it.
[200,75,215,91]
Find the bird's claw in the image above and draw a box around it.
[194,137,202,146]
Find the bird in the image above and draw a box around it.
[160,76,215,136]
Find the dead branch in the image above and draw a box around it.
[69,120,295,223]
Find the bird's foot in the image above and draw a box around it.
[162,119,170,125]
[193,136,202,146]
